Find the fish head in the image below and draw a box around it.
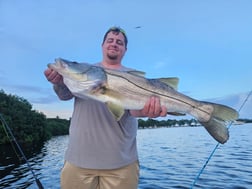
[48,58,107,81]
[48,58,90,81]
[48,58,107,96]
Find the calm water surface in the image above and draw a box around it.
[1,124,252,189]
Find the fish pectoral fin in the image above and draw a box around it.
[159,77,179,90]
[106,102,125,121]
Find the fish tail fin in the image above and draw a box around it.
[199,103,239,144]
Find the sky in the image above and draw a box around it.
[1,0,251,119]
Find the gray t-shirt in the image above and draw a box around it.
[64,63,138,169]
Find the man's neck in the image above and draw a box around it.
[101,60,122,69]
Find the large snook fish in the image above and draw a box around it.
[48,58,239,144]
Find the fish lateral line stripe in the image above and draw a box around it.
[105,71,211,116]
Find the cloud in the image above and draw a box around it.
[29,94,59,104]
[0,83,59,104]
[1,84,45,94]
[34,100,74,119]
[154,61,168,69]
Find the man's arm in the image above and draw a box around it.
[44,68,73,100]
[130,96,167,118]
[53,83,73,100]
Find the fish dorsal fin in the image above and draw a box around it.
[159,77,179,90]
[128,70,146,77]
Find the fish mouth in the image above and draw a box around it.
[47,58,67,71]
[47,63,55,69]
[55,58,69,69]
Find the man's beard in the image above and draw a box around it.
[107,53,118,60]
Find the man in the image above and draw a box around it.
[44,27,167,189]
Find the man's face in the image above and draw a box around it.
[102,31,127,62]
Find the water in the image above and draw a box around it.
[1,124,252,189]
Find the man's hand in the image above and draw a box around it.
[130,96,167,118]
[44,68,73,100]
[44,68,64,85]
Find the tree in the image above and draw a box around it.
[0,90,49,144]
